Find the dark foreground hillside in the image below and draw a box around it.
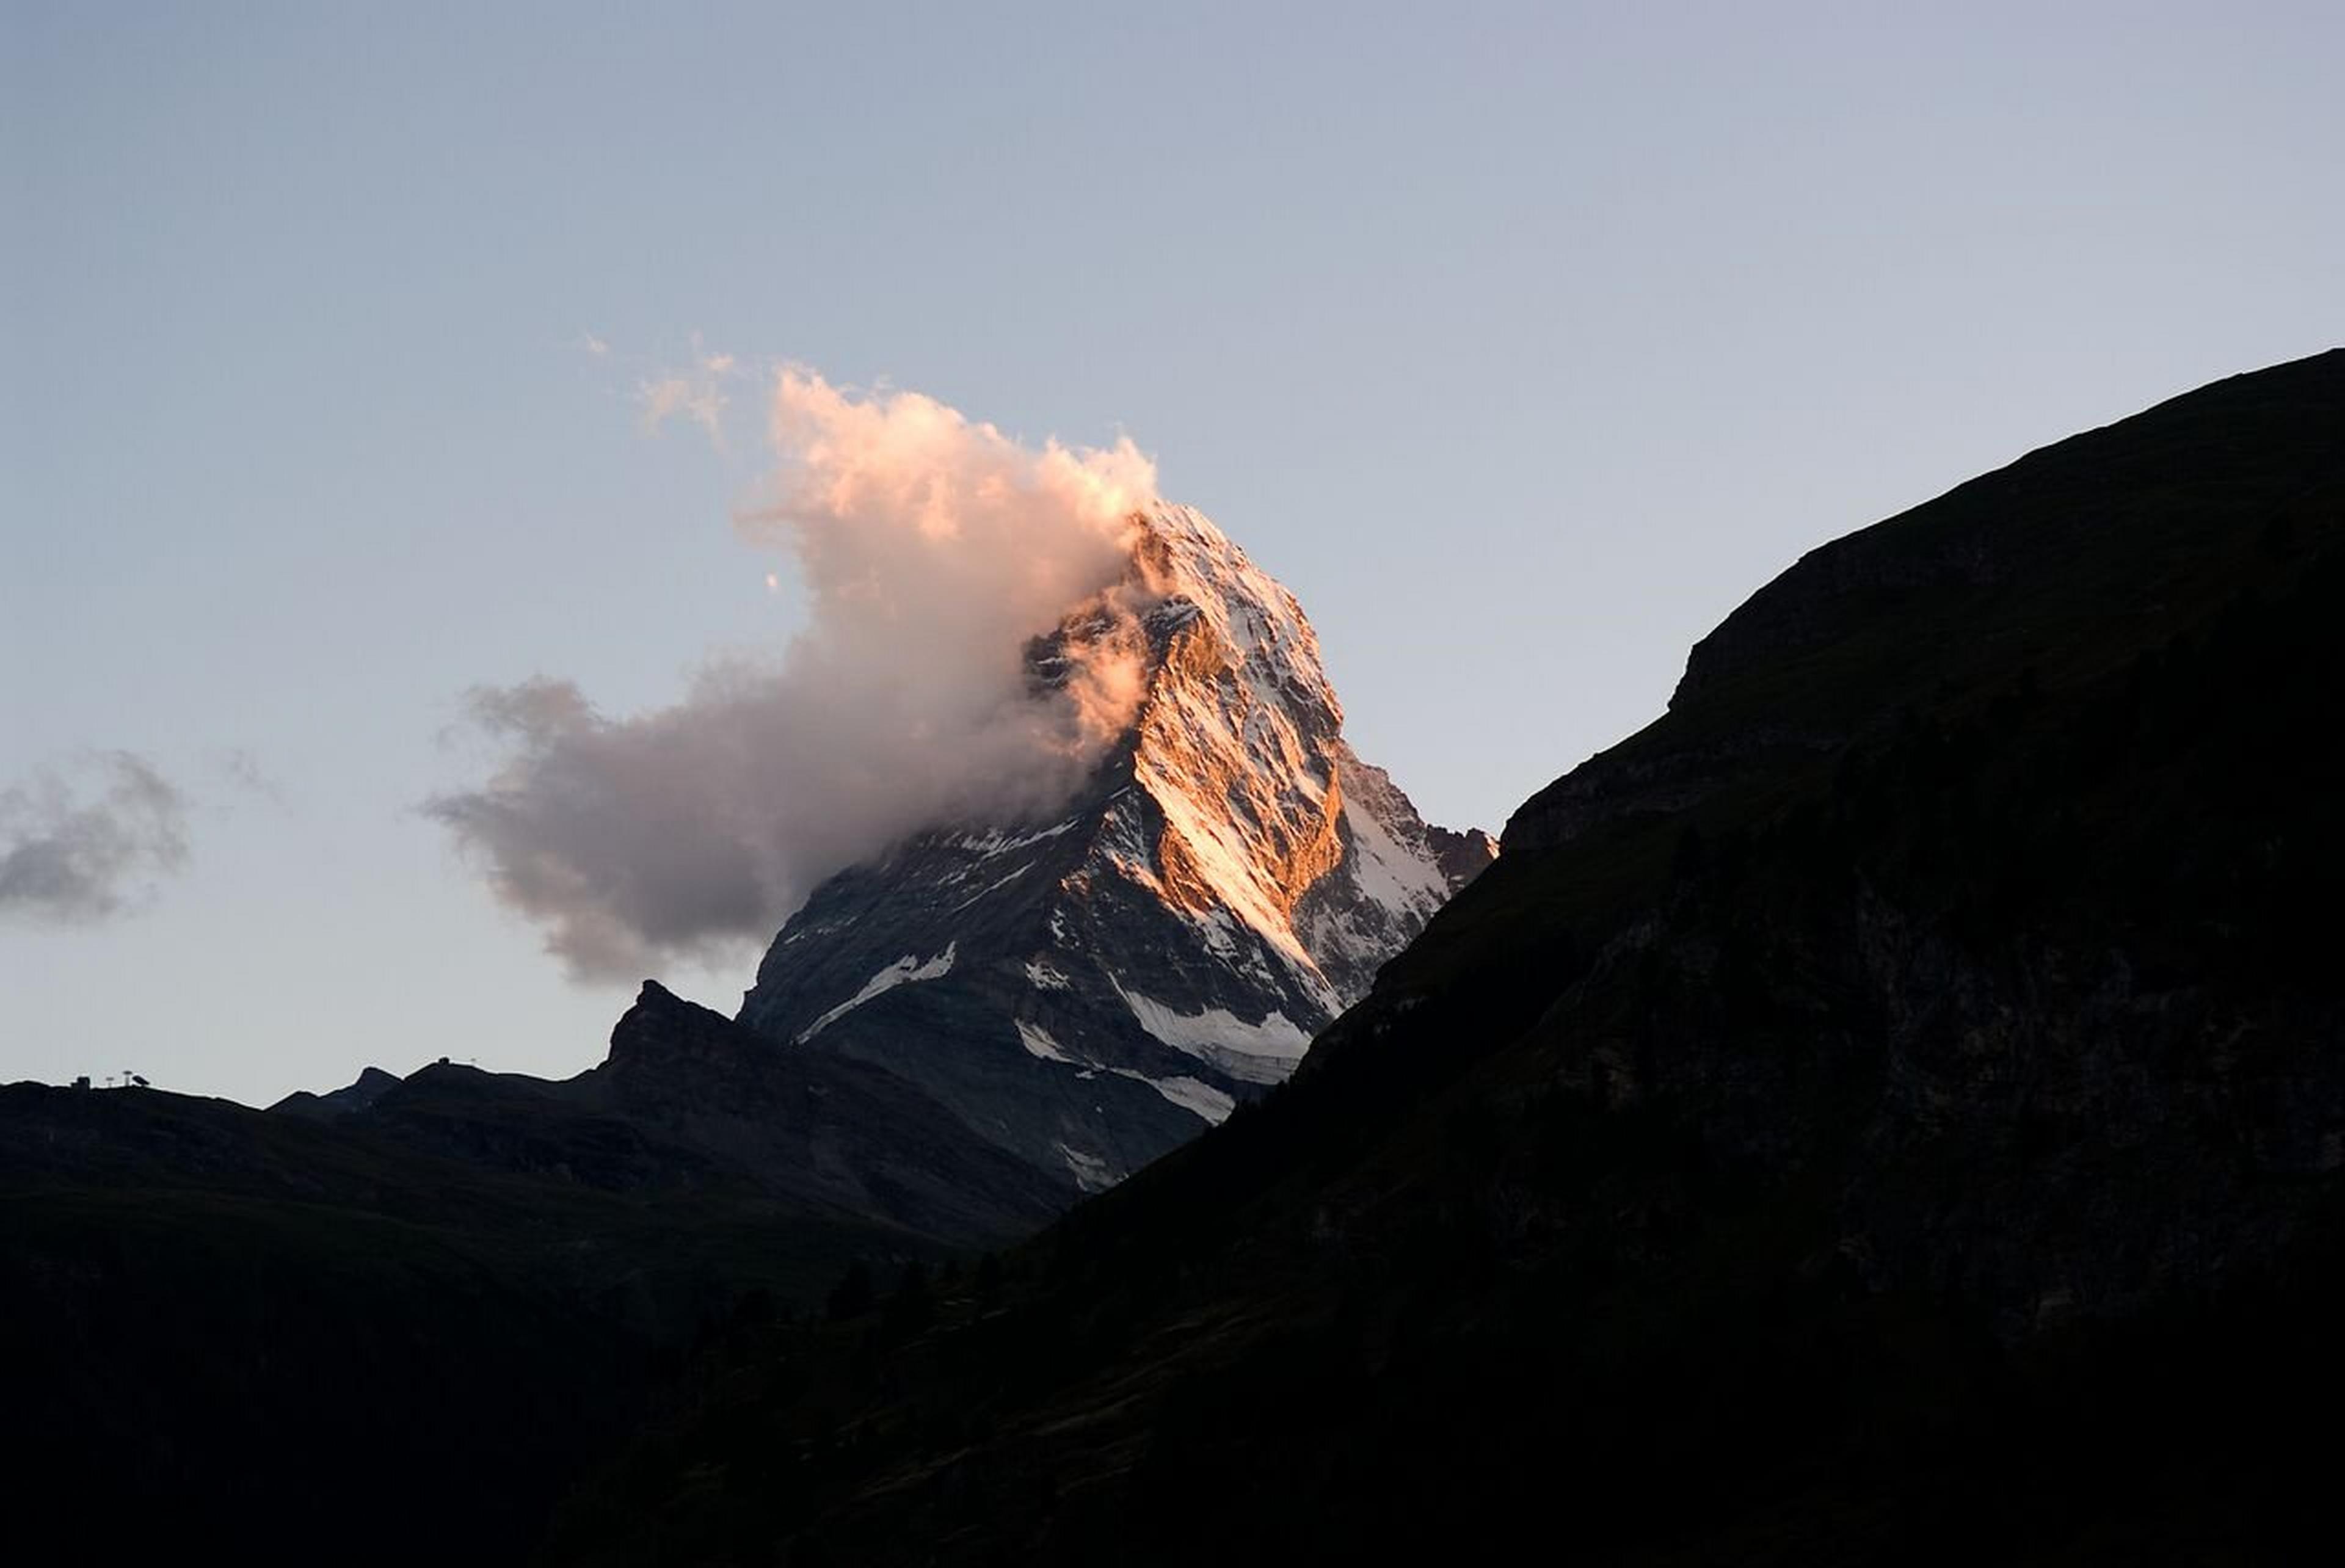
[543,350,2345,1565]
[0,985,1066,1564]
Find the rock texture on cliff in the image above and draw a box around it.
[737,503,1491,1189]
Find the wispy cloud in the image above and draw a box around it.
[634,335,751,450]
[637,371,730,448]
[214,746,290,811]
[1,752,192,924]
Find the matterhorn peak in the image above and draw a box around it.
[736,499,1492,1191]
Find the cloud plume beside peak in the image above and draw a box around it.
[431,369,1162,981]
[1,752,191,924]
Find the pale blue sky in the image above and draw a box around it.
[5,2,2340,1103]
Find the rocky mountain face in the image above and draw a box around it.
[545,350,2345,1566]
[736,503,1491,1189]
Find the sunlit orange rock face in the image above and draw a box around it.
[1137,608,1348,927]
[989,501,1501,1048]
[1096,506,1371,975]
[740,499,1491,1189]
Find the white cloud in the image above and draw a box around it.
[431,369,1162,980]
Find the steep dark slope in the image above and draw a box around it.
[544,349,2345,1565]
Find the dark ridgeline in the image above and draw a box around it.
[0,988,1066,1564]
[536,349,2345,1564]
[7,348,2341,1564]
[0,494,1482,1559]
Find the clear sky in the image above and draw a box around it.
[5,1,2340,1105]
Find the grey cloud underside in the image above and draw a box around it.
[424,664,1108,981]
[0,752,191,923]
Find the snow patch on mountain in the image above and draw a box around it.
[796,943,956,1042]
[1340,779,1452,916]
[954,819,1080,858]
[1110,1070,1238,1126]
[1015,1020,1078,1064]
[1114,980,1314,1085]
[1055,1141,1113,1194]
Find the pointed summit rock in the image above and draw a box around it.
[737,503,1491,1188]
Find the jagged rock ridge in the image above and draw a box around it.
[738,503,1492,1189]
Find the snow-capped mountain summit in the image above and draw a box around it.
[736,503,1494,1190]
